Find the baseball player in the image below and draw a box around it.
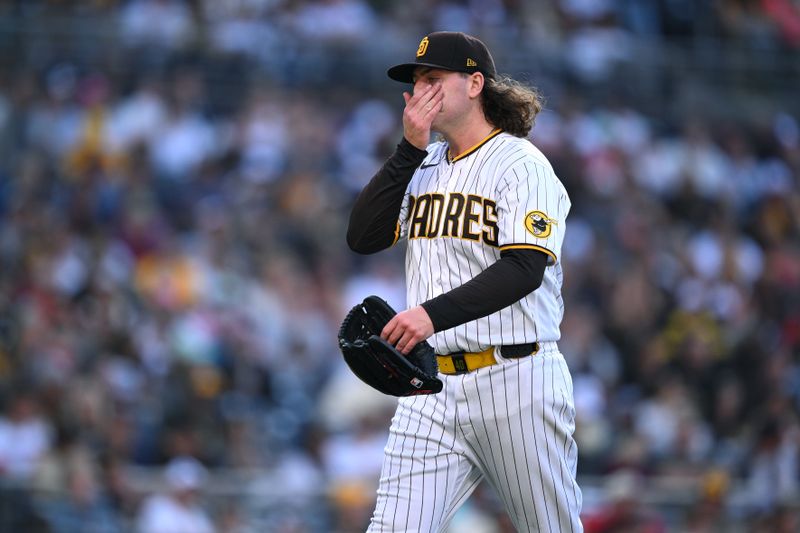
[347,31,582,532]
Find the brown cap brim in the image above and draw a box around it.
[387,62,463,84]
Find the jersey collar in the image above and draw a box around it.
[447,128,502,164]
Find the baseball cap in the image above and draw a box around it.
[387,31,497,84]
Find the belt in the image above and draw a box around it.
[436,342,541,375]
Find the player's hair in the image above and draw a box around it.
[480,75,544,138]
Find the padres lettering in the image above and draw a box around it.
[408,192,498,246]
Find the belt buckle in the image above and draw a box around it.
[450,352,469,374]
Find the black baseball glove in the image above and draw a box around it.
[338,296,443,396]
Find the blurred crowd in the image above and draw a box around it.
[0,1,799,532]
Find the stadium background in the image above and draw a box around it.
[0,0,798,531]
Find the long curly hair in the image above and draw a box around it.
[480,75,544,138]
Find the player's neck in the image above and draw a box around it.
[442,117,498,161]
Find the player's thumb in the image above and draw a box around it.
[403,92,411,105]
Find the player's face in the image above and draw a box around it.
[412,68,477,131]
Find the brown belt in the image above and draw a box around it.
[436,342,540,375]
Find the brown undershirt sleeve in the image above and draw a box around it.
[347,138,427,254]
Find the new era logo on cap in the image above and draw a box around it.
[388,31,497,84]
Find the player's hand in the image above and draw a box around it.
[381,306,435,355]
[402,82,443,150]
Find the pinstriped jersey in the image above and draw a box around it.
[397,130,571,354]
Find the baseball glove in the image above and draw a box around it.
[338,296,443,396]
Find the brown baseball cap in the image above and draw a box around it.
[387,31,497,84]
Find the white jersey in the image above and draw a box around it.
[397,130,571,354]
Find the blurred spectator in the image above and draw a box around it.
[289,0,379,44]
[135,456,215,533]
[106,76,168,159]
[0,390,53,481]
[681,469,731,532]
[36,464,122,533]
[746,418,800,511]
[582,469,667,533]
[762,0,800,47]
[202,0,284,63]
[148,70,218,180]
[235,86,290,184]
[120,0,196,50]
[337,99,398,193]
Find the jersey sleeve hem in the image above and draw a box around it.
[499,244,557,265]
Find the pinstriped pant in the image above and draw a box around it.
[368,348,583,533]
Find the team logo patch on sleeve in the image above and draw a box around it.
[524,210,557,239]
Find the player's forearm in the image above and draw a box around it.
[347,138,427,254]
[421,249,548,332]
